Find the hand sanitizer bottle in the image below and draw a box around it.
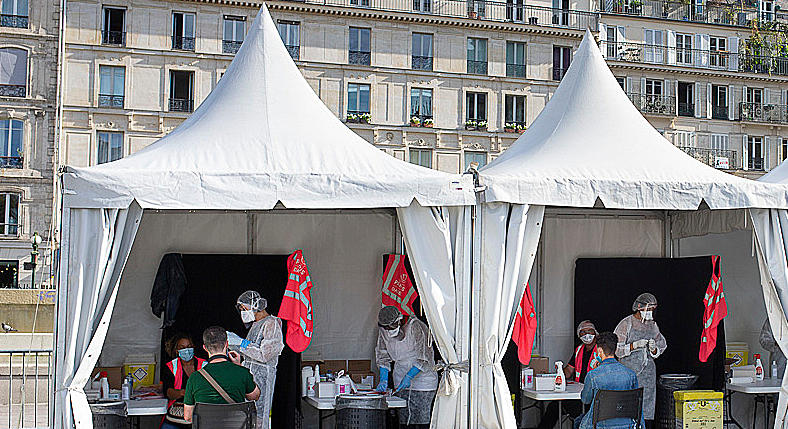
[554,361,566,392]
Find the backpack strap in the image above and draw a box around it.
[197,368,236,404]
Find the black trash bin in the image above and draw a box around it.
[336,393,387,429]
[89,400,127,429]
[656,374,698,429]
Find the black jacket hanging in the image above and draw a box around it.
[150,253,187,328]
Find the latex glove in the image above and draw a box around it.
[632,339,649,350]
[227,331,244,346]
[396,366,421,392]
[648,339,657,353]
[376,367,390,392]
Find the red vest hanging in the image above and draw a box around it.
[573,344,597,382]
[278,250,314,353]
[381,254,417,317]
[164,357,207,408]
[512,283,538,365]
[699,255,728,362]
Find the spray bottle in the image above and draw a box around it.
[554,361,566,392]
[755,353,765,381]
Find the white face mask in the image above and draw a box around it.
[385,327,400,337]
[640,310,653,321]
[580,334,595,344]
[241,309,256,323]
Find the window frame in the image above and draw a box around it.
[505,41,526,78]
[98,65,125,108]
[277,20,300,60]
[0,192,19,236]
[504,94,526,126]
[96,131,123,165]
[102,7,126,46]
[0,118,23,168]
[412,33,433,71]
[349,27,371,65]
[748,135,764,170]
[675,33,693,65]
[0,47,27,97]
[467,37,488,75]
[410,87,433,121]
[347,82,371,115]
[1,0,28,28]
[0,260,18,288]
[409,148,432,168]
[465,92,487,122]
[464,151,487,170]
[552,45,571,80]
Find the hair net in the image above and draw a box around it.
[237,290,267,312]
[632,292,658,311]
[378,306,403,326]
[576,320,597,336]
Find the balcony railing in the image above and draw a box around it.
[98,94,124,108]
[628,93,676,115]
[0,14,28,28]
[0,349,52,428]
[711,105,729,120]
[223,40,243,54]
[0,156,22,168]
[169,98,194,113]
[172,35,196,51]
[678,146,737,170]
[349,50,371,65]
[0,222,18,236]
[553,67,569,80]
[285,45,300,60]
[467,59,488,75]
[603,42,734,70]
[412,55,433,71]
[748,156,764,170]
[280,0,598,30]
[101,30,126,46]
[506,63,526,77]
[739,102,788,124]
[678,102,694,117]
[0,84,25,97]
[739,54,788,76]
[596,0,762,27]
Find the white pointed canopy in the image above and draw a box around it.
[480,30,788,210]
[62,5,473,210]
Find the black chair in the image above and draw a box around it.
[591,388,644,429]
[192,401,257,429]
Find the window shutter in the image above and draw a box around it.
[695,82,702,117]
[707,82,712,119]
[694,34,703,67]
[782,89,787,105]
[728,84,735,120]
[617,26,625,43]
[626,77,632,94]
[599,23,607,55]
[667,31,677,65]
[663,79,669,98]
[743,134,749,170]
[765,136,771,170]
[674,80,679,115]
[765,88,771,104]
[728,36,739,71]
[641,77,646,96]
[700,35,710,67]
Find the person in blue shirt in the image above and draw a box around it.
[575,332,643,429]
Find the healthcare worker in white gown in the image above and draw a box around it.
[375,305,438,429]
[229,290,284,429]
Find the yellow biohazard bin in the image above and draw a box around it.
[674,390,723,429]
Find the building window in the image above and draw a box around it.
[169,70,194,113]
[747,87,763,104]
[749,136,764,170]
[466,92,487,130]
[606,26,618,58]
[673,130,696,147]
[172,12,195,51]
[347,83,370,123]
[0,192,19,236]
[553,46,571,80]
[711,134,729,151]
[410,88,432,126]
[1,0,27,28]
[645,79,662,96]
[676,33,693,65]
[506,41,526,78]
[223,16,245,54]
[761,0,774,21]
[102,7,126,46]
[711,134,731,169]
[0,119,22,168]
[643,29,664,63]
[409,148,432,168]
[711,85,728,120]
[505,94,526,131]
[97,131,122,164]
[464,151,487,170]
[277,21,299,60]
[616,77,626,90]
[98,65,124,108]
[413,0,430,12]
[467,38,487,75]
[678,82,693,117]
[349,27,371,65]
[412,33,433,71]
[781,137,788,162]
[709,37,727,68]
[350,0,370,6]
[0,260,18,288]
[0,48,26,97]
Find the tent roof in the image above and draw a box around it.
[760,161,788,184]
[62,5,473,210]
[479,30,788,210]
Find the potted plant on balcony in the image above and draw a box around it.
[504,122,517,133]
[465,119,479,130]
[423,118,434,128]
[476,120,488,131]
[517,123,527,133]
[347,113,371,124]
[410,115,421,126]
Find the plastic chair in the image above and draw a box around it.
[591,388,644,429]
[192,401,257,429]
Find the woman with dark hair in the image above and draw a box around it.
[161,333,208,429]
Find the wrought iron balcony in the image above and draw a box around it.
[506,63,526,77]
[628,93,675,115]
[467,60,487,75]
[553,67,569,81]
[0,156,22,168]
[0,14,27,28]
[739,102,788,124]
[596,0,763,27]
[101,30,126,46]
[169,98,194,113]
[748,156,764,170]
[223,40,243,54]
[172,35,196,51]
[412,55,433,71]
[349,50,371,65]
[603,42,734,70]
[739,54,788,76]
[280,0,597,30]
[0,84,25,98]
[711,105,729,120]
[0,222,18,236]
[285,45,300,60]
[677,146,737,170]
[98,94,124,108]
[678,102,694,117]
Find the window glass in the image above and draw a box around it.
[97,131,123,164]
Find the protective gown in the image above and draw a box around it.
[240,315,285,429]
[760,318,787,377]
[376,317,439,425]
[613,314,667,420]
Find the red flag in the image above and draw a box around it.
[278,250,313,353]
[381,254,417,316]
[699,255,727,362]
[512,283,538,365]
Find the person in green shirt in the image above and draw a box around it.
[183,326,261,422]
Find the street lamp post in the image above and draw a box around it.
[30,232,41,289]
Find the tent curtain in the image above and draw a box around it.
[54,202,143,429]
[397,202,471,429]
[477,203,544,428]
[750,208,788,428]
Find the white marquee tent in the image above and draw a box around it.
[470,30,788,428]
[54,5,475,429]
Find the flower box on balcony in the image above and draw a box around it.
[505,123,527,133]
[347,113,371,124]
[423,120,433,128]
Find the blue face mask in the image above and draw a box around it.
[178,347,194,361]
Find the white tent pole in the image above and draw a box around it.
[469,200,482,429]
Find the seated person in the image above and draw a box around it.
[183,326,261,423]
[575,332,642,429]
[161,333,208,429]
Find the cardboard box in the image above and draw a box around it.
[348,360,371,373]
[91,366,123,390]
[535,375,556,391]
[529,357,550,375]
[317,382,336,398]
[674,390,723,429]
[322,360,347,375]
